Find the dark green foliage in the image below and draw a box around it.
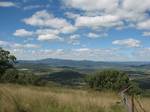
[1,69,19,83]
[44,70,85,86]
[86,69,130,91]
[16,71,46,86]
[127,82,142,95]
[0,47,16,79]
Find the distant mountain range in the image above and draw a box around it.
[17,58,150,69]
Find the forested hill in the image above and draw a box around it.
[17,58,150,69]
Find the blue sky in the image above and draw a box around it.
[0,0,150,61]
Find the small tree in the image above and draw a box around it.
[0,47,16,79]
[86,69,130,91]
[1,69,19,83]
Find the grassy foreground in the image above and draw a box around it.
[0,84,126,112]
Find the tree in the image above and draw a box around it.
[0,48,46,85]
[1,69,19,83]
[85,69,130,91]
[0,47,16,79]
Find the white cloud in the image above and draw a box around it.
[60,25,77,34]
[38,34,63,41]
[23,10,75,31]
[13,43,40,49]
[13,29,34,37]
[64,0,118,12]
[24,44,40,48]
[88,33,99,38]
[68,35,80,45]
[13,28,64,42]
[142,32,150,36]
[87,32,108,39]
[137,19,150,30]
[87,32,108,38]
[0,1,16,7]
[0,40,39,49]
[65,12,80,19]
[36,29,59,35]
[112,38,141,48]
[75,15,123,29]
[122,0,150,13]
[23,5,41,10]
[63,0,150,32]
[0,40,9,47]
[132,48,150,61]
[36,29,63,41]
[23,5,49,10]
[22,10,77,35]
[74,48,90,52]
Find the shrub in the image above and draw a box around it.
[17,71,46,86]
[127,82,142,95]
[86,69,130,91]
[0,69,19,83]
[0,47,16,80]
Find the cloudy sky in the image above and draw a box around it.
[0,0,150,61]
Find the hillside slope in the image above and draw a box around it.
[0,84,125,112]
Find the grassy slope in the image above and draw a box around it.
[0,84,126,112]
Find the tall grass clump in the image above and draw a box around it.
[0,84,126,112]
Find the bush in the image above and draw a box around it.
[0,47,16,77]
[127,82,142,95]
[86,69,130,91]
[0,69,19,83]
[17,71,46,86]
[0,69,46,86]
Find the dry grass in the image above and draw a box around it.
[0,84,125,112]
[140,97,150,112]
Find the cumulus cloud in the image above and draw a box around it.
[122,0,150,13]
[64,0,118,12]
[0,1,16,7]
[60,25,77,34]
[13,28,65,42]
[137,19,150,30]
[13,29,34,37]
[0,40,9,46]
[12,43,40,49]
[64,0,150,15]
[132,48,150,61]
[36,29,60,35]
[75,15,123,29]
[23,5,50,10]
[0,40,40,49]
[65,12,80,19]
[63,0,150,32]
[74,48,90,52]
[87,32,108,38]
[38,34,63,41]
[88,33,99,38]
[13,28,66,42]
[23,10,75,32]
[112,38,141,48]
[23,44,40,48]
[142,32,150,36]
[35,29,63,41]
[68,35,80,45]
